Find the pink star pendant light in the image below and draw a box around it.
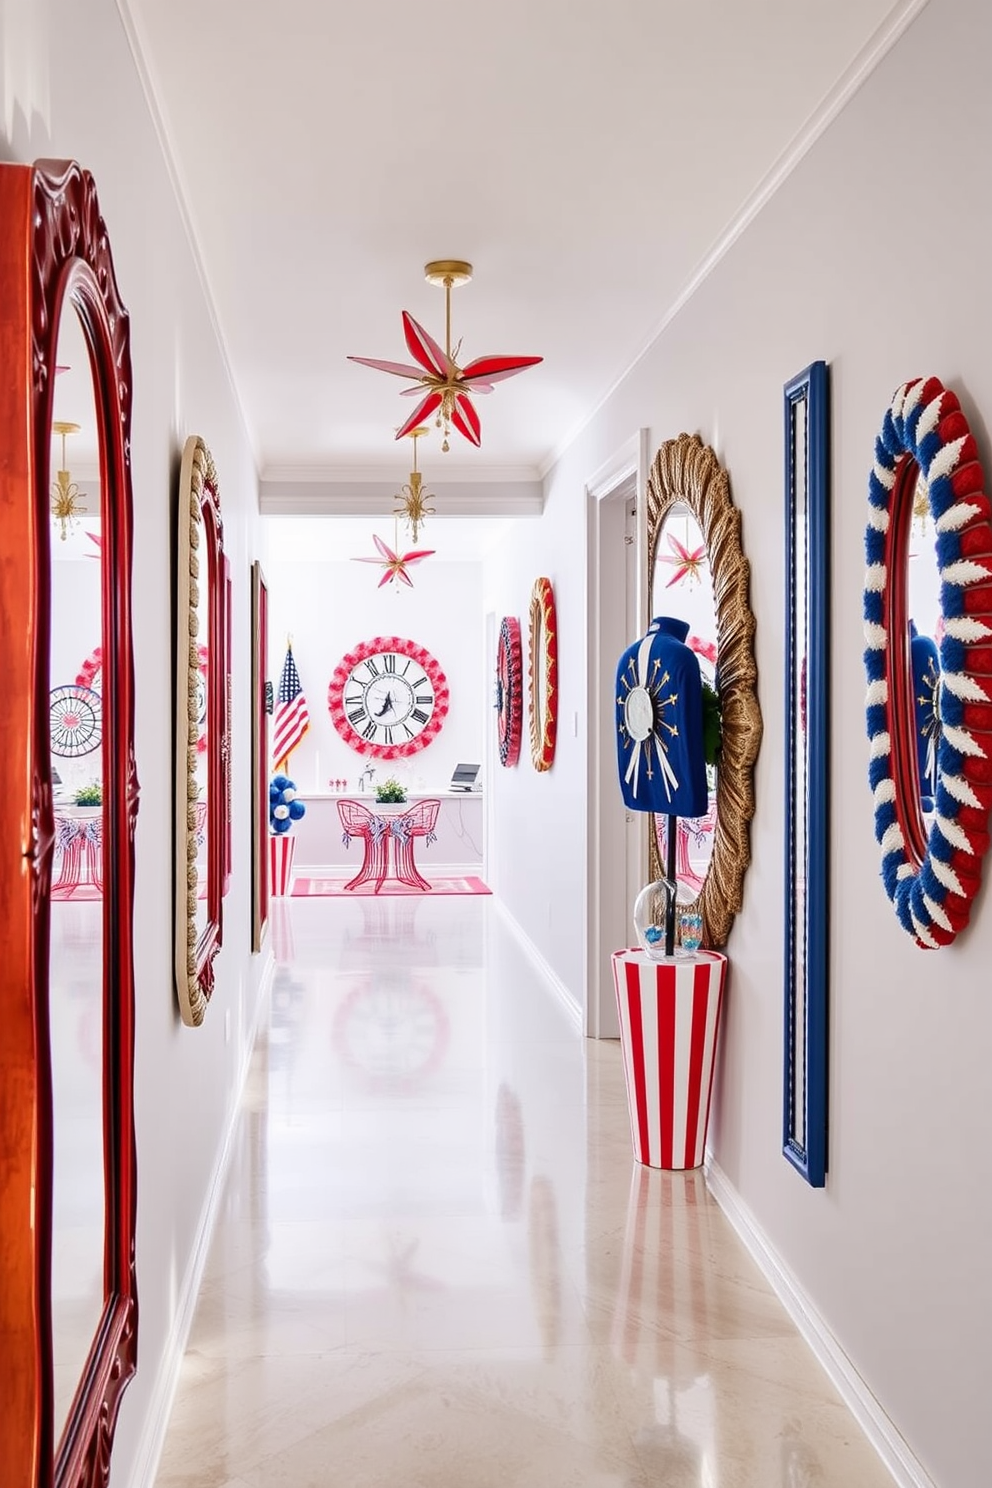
[352,531,435,589]
[348,260,542,451]
[661,531,708,588]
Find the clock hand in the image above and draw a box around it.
[374,690,395,718]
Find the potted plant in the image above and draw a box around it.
[374,776,407,804]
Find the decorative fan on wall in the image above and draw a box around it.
[349,260,542,451]
[49,683,102,756]
[75,644,102,695]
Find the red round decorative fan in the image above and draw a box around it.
[495,616,522,767]
[49,683,102,757]
[528,577,558,771]
[328,636,448,759]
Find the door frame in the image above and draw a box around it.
[585,429,650,1037]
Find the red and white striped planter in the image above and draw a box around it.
[269,833,297,897]
[612,948,727,1170]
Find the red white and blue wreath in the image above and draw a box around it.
[864,376,992,947]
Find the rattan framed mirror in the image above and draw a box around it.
[647,433,762,945]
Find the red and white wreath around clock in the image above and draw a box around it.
[328,636,449,760]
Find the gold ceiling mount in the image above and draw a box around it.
[424,259,473,288]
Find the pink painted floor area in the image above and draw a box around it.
[290,875,491,897]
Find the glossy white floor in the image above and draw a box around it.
[155,895,893,1488]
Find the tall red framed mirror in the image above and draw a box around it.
[0,160,138,1488]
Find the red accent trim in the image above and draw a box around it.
[461,353,544,379]
[624,960,651,1166]
[327,636,449,759]
[395,390,442,441]
[451,392,482,446]
[0,159,138,1488]
[657,969,676,1169]
[684,964,711,1167]
[402,309,449,379]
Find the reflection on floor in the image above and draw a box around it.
[155,897,893,1488]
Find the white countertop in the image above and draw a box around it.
[300,790,483,801]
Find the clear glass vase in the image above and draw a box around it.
[632,878,676,961]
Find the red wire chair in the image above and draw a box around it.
[337,799,389,892]
[388,799,440,891]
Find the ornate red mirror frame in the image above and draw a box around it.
[0,160,138,1488]
[175,435,227,1026]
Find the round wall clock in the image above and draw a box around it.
[328,635,449,759]
[49,683,102,757]
[495,615,523,767]
[528,576,558,771]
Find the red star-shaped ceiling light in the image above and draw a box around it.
[348,260,542,451]
[352,532,435,589]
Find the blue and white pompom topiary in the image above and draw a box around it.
[269,774,306,834]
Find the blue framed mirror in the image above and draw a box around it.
[783,360,829,1188]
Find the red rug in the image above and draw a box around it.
[291,875,491,898]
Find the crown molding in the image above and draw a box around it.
[113,0,261,476]
[260,461,542,485]
[539,0,932,479]
[260,477,543,517]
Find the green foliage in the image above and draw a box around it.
[374,777,407,804]
[74,782,102,806]
[701,680,722,767]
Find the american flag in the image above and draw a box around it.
[272,644,310,771]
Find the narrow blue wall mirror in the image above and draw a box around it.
[783,360,829,1188]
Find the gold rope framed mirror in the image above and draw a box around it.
[646,433,762,946]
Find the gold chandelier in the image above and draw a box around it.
[394,426,436,543]
[50,421,87,541]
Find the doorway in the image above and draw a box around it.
[585,432,649,1038]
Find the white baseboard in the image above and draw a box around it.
[127,951,275,1488]
[493,897,583,1033]
[704,1157,937,1488]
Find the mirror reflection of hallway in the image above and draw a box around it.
[48,305,106,1445]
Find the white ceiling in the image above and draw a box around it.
[121,0,905,485]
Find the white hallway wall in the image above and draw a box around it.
[1,1,266,1485]
[486,0,990,1484]
[262,550,486,796]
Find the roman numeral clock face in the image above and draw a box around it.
[327,636,449,760]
